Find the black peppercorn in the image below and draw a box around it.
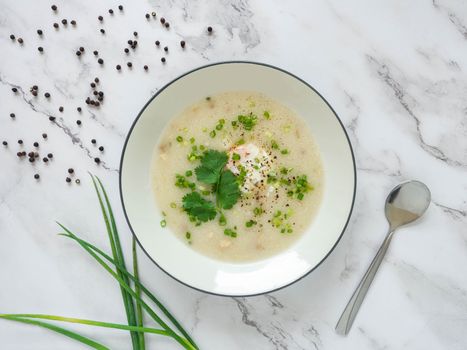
[18,139,23,144]
[90,100,96,105]
[145,13,150,19]
[51,5,57,11]
[93,50,98,56]
[44,92,50,98]
[28,152,34,158]
[42,133,47,139]
[99,146,104,151]
[38,46,44,52]
[43,157,49,162]
[17,152,22,157]
[98,58,104,64]
[47,153,53,158]
[34,152,39,158]
[95,101,100,107]
[109,9,114,14]
[76,50,81,56]
[180,40,186,48]
[76,120,82,125]
[91,139,97,144]
[155,40,160,46]
[144,65,148,70]
[77,107,82,112]
[66,177,71,183]
[118,5,123,11]
[10,113,15,118]
[53,23,59,29]
[85,97,91,104]
[164,46,168,52]
[75,179,81,184]
[124,48,129,53]
[17,38,24,44]
[93,91,98,96]
[98,96,103,102]
[32,90,38,96]
[10,34,15,40]
[100,28,105,34]
[128,39,133,45]
[79,46,84,52]
[12,87,17,92]
[68,168,74,174]
[127,62,132,67]
[2,141,7,146]
[161,57,166,63]
[98,16,103,21]
[49,116,56,121]
[33,142,39,147]
[133,31,138,37]
[91,82,96,88]
[59,106,64,112]
[207,26,213,33]
[160,17,165,24]
[61,19,67,25]
[116,64,121,70]
[34,174,40,180]
[165,22,170,28]
[94,157,101,164]
[32,85,38,90]
[29,157,35,163]
[71,20,76,26]
[98,91,104,97]
[152,12,156,17]
[94,77,99,83]
[37,29,43,35]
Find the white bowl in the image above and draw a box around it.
[120,62,356,296]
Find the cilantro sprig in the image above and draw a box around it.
[182,149,241,223]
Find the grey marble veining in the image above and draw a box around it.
[1,0,467,349]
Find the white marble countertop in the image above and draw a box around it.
[1,1,466,349]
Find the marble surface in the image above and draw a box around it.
[1,0,466,349]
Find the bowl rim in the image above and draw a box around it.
[119,60,357,297]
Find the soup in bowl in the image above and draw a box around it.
[120,62,355,296]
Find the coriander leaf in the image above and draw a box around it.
[182,192,216,222]
[217,170,241,209]
[195,150,228,184]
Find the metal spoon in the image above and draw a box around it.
[335,180,431,335]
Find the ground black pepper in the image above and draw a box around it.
[51,5,57,11]
[66,177,71,183]
[127,62,132,67]
[180,40,186,48]
[76,120,82,125]
[99,146,104,151]
[145,13,150,19]
[76,50,81,56]
[118,5,123,11]
[77,107,82,112]
[90,82,96,88]
[68,168,74,174]
[12,88,17,92]
[61,19,67,25]
[98,15,103,21]
[37,29,43,35]
[161,57,166,63]
[93,50,98,56]
[10,34,15,40]
[144,65,148,70]
[47,153,53,158]
[59,106,64,112]
[164,46,168,52]
[38,46,44,52]
[49,116,56,121]
[160,17,165,24]
[94,157,101,164]
[79,46,84,52]
[53,23,59,29]
[10,113,15,118]
[71,20,76,26]
[18,140,23,144]
[43,157,49,162]
[116,64,121,70]
[34,174,40,179]
[94,77,99,83]
[207,26,213,33]
[98,58,104,64]
[17,38,23,44]
[44,92,50,98]
[91,139,97,144]
[109,9,114,14]
[2,141,7,146]
[42,133,47,139]
[133,31,138,37]
[124,48,129,53]
[100,29,105,34]
[165,22,170,28]
[33,142,39,147]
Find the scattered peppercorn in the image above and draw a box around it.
[68,168,74,174]
[33,142,39,147]
[32,85,38,90]
[116,64,121,70]
[109,9,114,14]
[133,31,138,37]
[53,23,59,29]
[49,116,56,121]
[37,29,43,35]
[75,179,81,184]
[128,39,133,45]
[61,19,67,25]
[98,15,103,21]
[144,65,148,70]
[17,152,22,157]
[79,46,84,52]
[180,40,186,48]
[161,57,166,63]
[90,82,96,88]
[93,50,98,56]
[93,91,98,96]
[2,141,7,146]
[98,58,104,64]
[29,157,35,163]
[94,157,101,164]
[43,157,48,162]
[12,87,17,93]
[160,17,165,24]
[42,133,47,139]
[124,48,129,53]
[10,113,15,118]
[165,22,170,28]
[59,106,64,112]
[66,177,71,183]
[34,152,39,158]
[34,174,40,180]
[10,34,15,40]
[118,5,123,11]
[127,62,132,67]
[76,120,82,125]
[38,46,44,52]
[77,107,82,112]
[71,20,76,26]
[32,90,38,96]
[51,5,57,11]
[100,28,105,34]
[44,92,50,98]
[91,139,97,144]
[99,146,104,151]
[152,12,156,17]
[145,13,150,19]
[94,77,99,83]
[155,40,160,46]
[17,38,23,44]
[47,153,53,158]
[164,46,168,52]
[18,140,23,144]
[207,26,213,33]
[76,50,81,56]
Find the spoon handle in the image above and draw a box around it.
[335,230,394,335]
